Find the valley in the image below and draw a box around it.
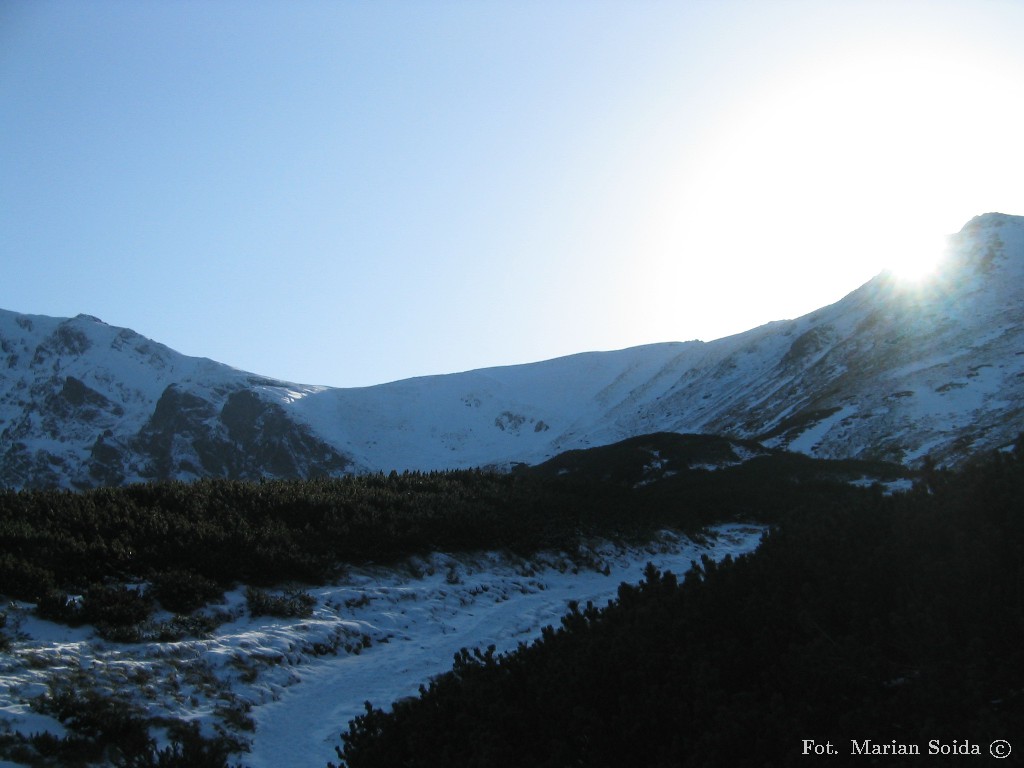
[1,212,1022,766]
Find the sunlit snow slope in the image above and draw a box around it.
[2,213,1022,488]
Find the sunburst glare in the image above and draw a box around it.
[884,234,949,283]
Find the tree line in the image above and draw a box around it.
[0,450,885,627]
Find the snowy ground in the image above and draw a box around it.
[0,524,765,768]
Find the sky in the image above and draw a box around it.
[2,1,1024,388]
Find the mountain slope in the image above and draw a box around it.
[2,213,1022,488]
[0,313,349,488]
[288,212,1024,469]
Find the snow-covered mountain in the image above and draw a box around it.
[3,212,1023,489]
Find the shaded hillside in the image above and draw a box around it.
[521,432,906,487]
[520,432,774,485]
[0,441,904,628]
[333,443,1024,768]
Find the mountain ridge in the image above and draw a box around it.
[2,212,1022,489]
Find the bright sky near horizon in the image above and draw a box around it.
[3,1,1024,388]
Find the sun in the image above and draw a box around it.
[883,233,949,284]
[666,39,1002,305]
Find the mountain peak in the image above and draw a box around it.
[960,211,1022,233]
[71,313,106,325]
[948,211,1024,279]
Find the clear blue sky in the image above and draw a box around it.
[3,1,1023,387]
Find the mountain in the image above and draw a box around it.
[0,315,351,488]
[3,212,1023,489]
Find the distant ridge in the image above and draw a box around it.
[2,213,1023,489]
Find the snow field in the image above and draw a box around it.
[0,524,765,768]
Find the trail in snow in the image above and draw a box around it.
[243,524,765,768]
[0,525,765,768]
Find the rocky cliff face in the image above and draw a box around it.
[0,314,350,489]
[2,213,1022,489]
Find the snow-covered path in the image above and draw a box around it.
[0,525,765,768]
[244,524,765,768]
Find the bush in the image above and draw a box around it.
[113,721,241,768]
[245,586,315,618]
[32,683,152,762]
[83,584,154,628]
[35,589,85,625]
[162,612,223,639]
[0,554,56,600]
[18,680,239,768]
[149,569,224,614]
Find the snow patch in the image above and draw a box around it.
[787,406,858,454]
